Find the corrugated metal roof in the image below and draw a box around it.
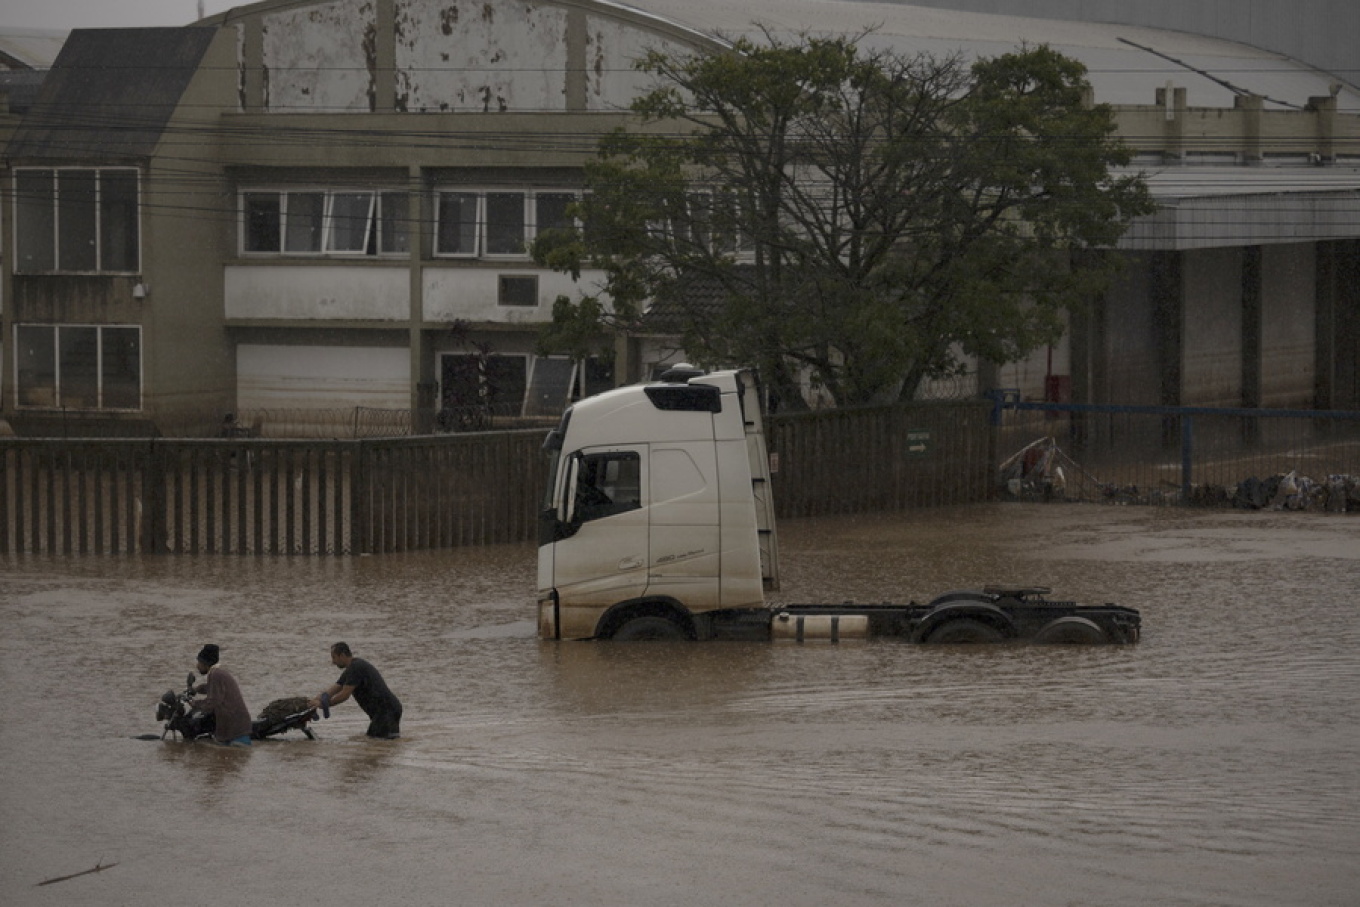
[610,1,1360,248]
[1117,164,1360,249]
[1139,164,1360,200]
[4,27,217,162]
[613,0,1358,111]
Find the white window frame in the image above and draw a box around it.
[13,323,143,411]
[649,188,753,259]
[434,188,580,261]
[435,191,481,258]
[12,167,142,274]
[484,190,529,258]
[239,187,409,258]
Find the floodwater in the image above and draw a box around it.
[1,504,1357,907]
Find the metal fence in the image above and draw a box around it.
[992,398,1360,509]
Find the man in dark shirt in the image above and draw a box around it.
[309,642,403,739]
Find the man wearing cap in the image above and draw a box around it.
[308,642,402,739]
[191,644,254,746]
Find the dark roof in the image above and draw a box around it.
[5,28,217,162]
[0,70,47,115]
[641,265,753,334]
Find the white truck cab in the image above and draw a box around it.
[537,366,779,641]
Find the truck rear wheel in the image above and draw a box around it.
[611,615,687,641]
[1033,616,1108,645]
[926,618,1003,644]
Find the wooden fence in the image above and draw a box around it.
[767,401,994,517]
[0,401,992,555]
[0,431,545,555]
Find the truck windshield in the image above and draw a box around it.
[540,409,570,512]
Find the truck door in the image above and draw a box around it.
[549,446,649,637]
[646,444,722,609]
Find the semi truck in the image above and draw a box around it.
[536,366,1140,644]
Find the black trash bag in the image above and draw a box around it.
[1233,476,1267,509]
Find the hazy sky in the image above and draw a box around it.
[3,1,232,32]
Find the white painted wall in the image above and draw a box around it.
[263,0,375,112]
[225,266,410,320]
[422,266,608,322]
[394,0,569,112]
[237,344,409,409]
[252,0,699,114]
[584,15,687,112]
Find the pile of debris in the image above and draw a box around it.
[1225,471,1360,512]
[998,438,1359,512]
[997,437,1103,503]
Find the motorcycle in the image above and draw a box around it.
[155,672,320,742]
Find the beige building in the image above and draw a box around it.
[2,0,1358,437]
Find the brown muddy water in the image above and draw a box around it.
[1,504,1357,906]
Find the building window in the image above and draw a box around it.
[435,188,578,259]
[521,356,612,417]
[436,192,479,256]
[14,168,140,274]
[536,192,575,234]
[15,324,141,410]
[438,353,528,416]
[241,189,409,256]
[498,275,539,307]
[650,189,751,257]
[284,192,324,252]
[485,192,526,255]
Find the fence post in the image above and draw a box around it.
[351,439,370,555]
[0,445,7,554]
[142,440,169,554]
[1180,415,1194,502]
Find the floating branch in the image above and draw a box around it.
[37,860,119,887]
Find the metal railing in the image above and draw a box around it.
[990,393,1360,508]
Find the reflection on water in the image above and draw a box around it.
[2,504,1358,906]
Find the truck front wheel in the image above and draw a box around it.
[926,618,1004,644]
[611,615,687,641]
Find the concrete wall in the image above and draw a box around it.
[1259,243,1316,406]
[1181,247,1246,407]
[142,28,242,427]
[1099,257,1163,407]
[226,266,411,321]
